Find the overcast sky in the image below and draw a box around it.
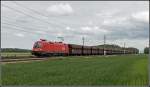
[1,1,149,52]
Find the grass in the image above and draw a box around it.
[2,54,148,86]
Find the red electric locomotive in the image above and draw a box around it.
[32,39,69,56]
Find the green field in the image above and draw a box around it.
[2,54,148,86]
[1,52,32,58]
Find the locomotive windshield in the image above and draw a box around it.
[33,42,41,48]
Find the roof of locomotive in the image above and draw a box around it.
[37,39,67,45]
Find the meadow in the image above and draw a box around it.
[2,54,148,86]
[1,52,32,58]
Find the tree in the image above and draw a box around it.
[144,47,149,54]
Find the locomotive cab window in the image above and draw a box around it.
[34,42,41,48]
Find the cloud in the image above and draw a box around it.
[46,3,73,16]
[81,26,108,33]
[103,17,128,26]
[66,26,71,30]
[88,21,94,25]
[93,26,98,30]
[81,26,92,31]
[100,11,149,40]
[35,31,46,34]
[14,33,24,37]
[96,11,117,18]
[132,11,149,22]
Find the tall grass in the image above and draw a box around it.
[2,54,148,85]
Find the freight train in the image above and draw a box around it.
[32,39,139,57]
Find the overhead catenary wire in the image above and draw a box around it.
[2,16,76,39]
[2,25,56,42]
[13,1,50,18]
[2,22,64,41]
[1,4,84,41]
[2,16,49,29]
[12,2,67,27]
[2,23,51,39]
[2,25,50,41]
[1,4,65,29]
[2,27,40,42]
[2,15,79,43]
[3,16,69,37]
[12,1,84,27]
[2,25,43,35]
[2,3,103,35]
[2,31,37,43]
[2,20,54,33]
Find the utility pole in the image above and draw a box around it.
[82,37,85,46]
[104,35,106,55]
[124,42,126,54]
[82,37,85,55]
[149,29,150,87]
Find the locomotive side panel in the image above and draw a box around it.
[42,42,69,54]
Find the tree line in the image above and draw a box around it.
[1,48,31,53]
[98,44,138,50]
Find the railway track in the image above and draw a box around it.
[1,57,47,63]
[1,56,65,63]
[1,54,135,63]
